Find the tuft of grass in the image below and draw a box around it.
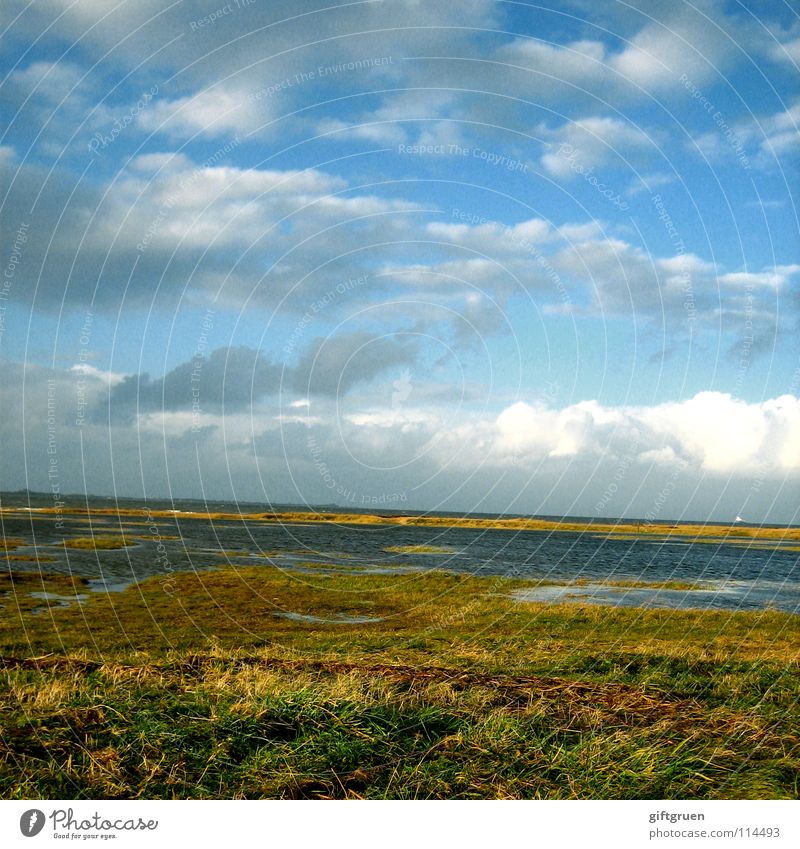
[61,536,133,550]
[570,579,706,591]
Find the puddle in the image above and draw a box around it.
[273,560,423,577]
[267,552,357,564]
[360,565,423,574]
[273,611,383,624]
[30,591,90,613]
[87,577,136,593]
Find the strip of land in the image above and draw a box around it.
[2,505,799,540]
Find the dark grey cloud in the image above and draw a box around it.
[294,330,420,396]
[103,331,421,421]
[104,346,282,422]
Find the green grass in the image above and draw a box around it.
[1,565,798,799]
[569,578,706,591]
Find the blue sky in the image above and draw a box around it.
[1,0,798,521]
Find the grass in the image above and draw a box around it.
[568,579,706,591]
[384,545,453,554]
[1,562,798,799]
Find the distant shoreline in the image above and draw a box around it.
[2,501,798,541]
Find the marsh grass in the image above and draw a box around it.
[62,536,133,550]
[2,555,57,563]
[1,565,798,799]
[568,579,706,591]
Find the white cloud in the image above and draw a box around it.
[488,392,800,475]
[557,221,604,242]
[316,118,407,145]
[68,364,127,386]
[79,151,411,262]
[0,145,17,166]
[638,393,795,474]
[541,116,657,179]
[626,172,676,196]
[493,2,740,107]
[497,37,607,88]
[300,389,800,483]
[719,265,800,291]
[768,36,800,65]
[8,60,86,103]
[426,217,553,253]
[137,87,267,140]
[609,15,726,92]
[690,100,800,168]
[758,101,800,158]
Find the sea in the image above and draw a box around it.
[1,492,798,614]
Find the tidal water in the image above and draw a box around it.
[1,495,798,614]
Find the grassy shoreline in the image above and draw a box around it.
[1,564,798,799]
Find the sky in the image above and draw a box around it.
[0,0,798,522]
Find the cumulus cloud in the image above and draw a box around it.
[0,151,420,312]
[438,391,800,477]
[718,265,800,291]
[492,0,743,108]
[540,117,659,179]
[607,9,732,93]
[137,87,269,140]
[689,100,800,169]
[767,36,800,66]
[426,218,554,252]
[416,215,788,340]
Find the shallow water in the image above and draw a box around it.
[511,580,799,612]
[29,591,89,614]
[273,611,384,624]
[1,497,798,614]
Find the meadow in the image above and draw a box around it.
[1,557,798,799]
